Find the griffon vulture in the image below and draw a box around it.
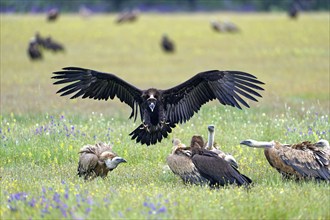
[161,34,175,53]
[44,37,65,52]
[78,142,126,180]
[52,67,264,145]
[166,138,208,185]
[191,135,252,187]
[211,20,240,33]
[240,139,330,181]
[206,125,238,169]
[116,9,139,23]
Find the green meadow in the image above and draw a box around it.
[1,12,329,219]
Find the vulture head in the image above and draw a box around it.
[240,139,275,149]
[100,151,127,170]
[143,88,160,112]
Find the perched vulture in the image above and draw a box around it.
[47,8,59,22]
[288,3,299,19]
[211,20,240,33]
[166,138,208,185]
[191,135,252,187]
[206,125,238,169]
[78,142,126,180]
[116,9,139,23]
[240,139,330,181]
[27,39,42,60]
[161,34,175,53]
[52,67,264,145]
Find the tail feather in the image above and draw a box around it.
[130,123,176,145]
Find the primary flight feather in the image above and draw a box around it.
[52,67,265,145]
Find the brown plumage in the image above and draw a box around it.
[240,139,330,181]
[77,142,126,180]
[116,9,139,23]
[191,135,252,187]
[166,138,208,185]
[52,67,264,146]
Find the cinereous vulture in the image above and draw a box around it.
[166,138,208,185]
[78,142,126,180]
[191,135,252,187]
[161,34,175,53]
[52,67,264,145]
[240,139,330,181]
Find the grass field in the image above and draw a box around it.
[1,12,329,219]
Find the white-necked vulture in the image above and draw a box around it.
[191,135,252,187]
[166,138,208,185]
[161,34,175,53]
[240,139,330,181]
[52,67,264,145]
[78,142,126,180]
[206,125,238,169]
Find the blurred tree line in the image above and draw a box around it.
[0,0,328,13]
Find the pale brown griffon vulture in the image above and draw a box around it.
[166,138,208,185]
[52,67,264,145]
[240,139,330,181]
[78,142,126,180]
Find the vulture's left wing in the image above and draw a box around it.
[162,70,264,124]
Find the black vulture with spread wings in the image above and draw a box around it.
[52,67,264,145]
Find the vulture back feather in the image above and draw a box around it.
[240,139,330,181]
[191,135,252,187]
[78,142,126,180]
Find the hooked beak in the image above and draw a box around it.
[149,102,155,112]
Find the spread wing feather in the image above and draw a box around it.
[52,67,143,120]
[162,70,264,124]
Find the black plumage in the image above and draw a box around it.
[191,135,252,187]
[27,39,42,60]
[161,34,175,53]
[52,67,264,145]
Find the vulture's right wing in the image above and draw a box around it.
[52,67,143,121]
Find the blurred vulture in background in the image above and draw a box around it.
[211,20,240,33]
[47,8,59,22]
[44,37,65,52]
[288,3,299,19]
[27,39,42,60]
[116,9,139,23]
[161,34,175,53]
[52,67,264,145]
[78,142,126,180]
[240,139,330,181]
[191,135,252,187]
[206,125,238,169]
[166,138,208,185]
